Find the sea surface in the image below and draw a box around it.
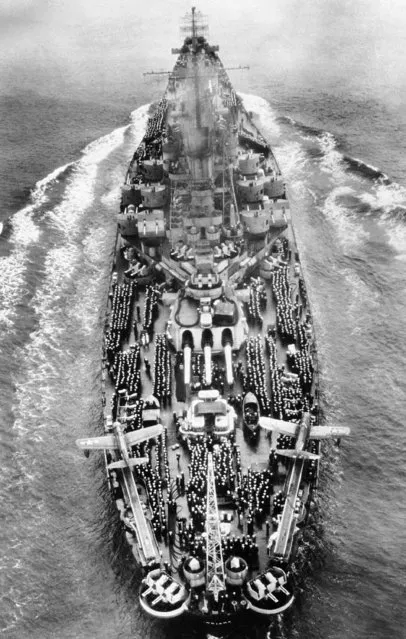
[1,5,406,639]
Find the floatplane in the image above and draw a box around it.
[259,412,350,460]
[76,421,163,470]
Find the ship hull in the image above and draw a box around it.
[76,13,347,631]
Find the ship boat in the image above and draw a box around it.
[242,392,259,437]
[76,8,350,632]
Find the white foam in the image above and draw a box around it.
[238,93,281,138]
[237,94,311,199]
[0,208,41,328]
[100,182,122,207]
[359,181,406,254]
[35,244,79,306]
[130,103,150,133]
[47,125,129,237]
[46,105,150,238]
[75,225,115,335]
[0,162,71,330]
[31,162,72,205]
[12,105,150,442]
[276,140,308,181]
[0,250,27,329]
[216,93,311,203]
[360,180,406,211]
[318,132,346,181]
[341,268,380,321]
[384,223,406,254]
[320,186,368,250]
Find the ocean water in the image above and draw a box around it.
[1,4,406,639]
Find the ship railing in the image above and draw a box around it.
[228,166,240,224]
[309,337,321,424]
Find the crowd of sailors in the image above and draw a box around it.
[159,425,171,489]
[177,434,276,545]
[236,468,273,526]
[136,460,169,542]
[185,440,211,531]
[183,437,241,532]
[105,280,135,363]
[305,442,318,483]
[212,53,241,110]
[221,533,258,563]
[280,376,305,422]
[210,362,226,395]
[101,236,319,574]
[247,278,267,325]
[153,334,172,405]
[272,236,290,262]
[272,491,286,523]
[93,44,328,588]
[177,521,259,566]
[142,284,161,333]
[177,522,262,569]
[111,345,141,395]
[131,98,167,164]
[299,277,307,306]
[190,355,226,396]
[214,440,237,497]
[145,98,167,142]
[266,326,313,420]
[271,266,296,342]
[290,349,313,394]
[122,428,173,543]
[266,333,284,420]
[245,336,271,415]
[121,407,306,555]
[118,395,143,430]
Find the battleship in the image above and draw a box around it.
[76,8,350,632]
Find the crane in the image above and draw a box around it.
[205,452,226,601]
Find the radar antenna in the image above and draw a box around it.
[171,7,218,55]
[205,452,226,601]
[181,6,208,51]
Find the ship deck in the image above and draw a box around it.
[70,17,345,625]
[102,216,319,576]
[96,33,324,620]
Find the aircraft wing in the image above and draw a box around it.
[309,426,350,440]
[259,417,297,437]
[76,434,118,450]
[276,448,320,461]
[125,424,163,447]
[108,457,149,470]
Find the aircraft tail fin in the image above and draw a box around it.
[108,457,149,470]
[276,448,320,461]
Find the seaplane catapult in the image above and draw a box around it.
[76,422,163,470]
[259,412,350,461]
